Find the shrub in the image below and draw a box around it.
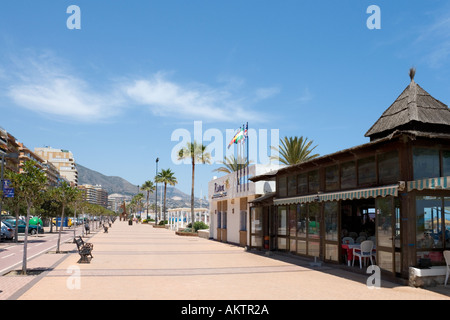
[192,221,209,232]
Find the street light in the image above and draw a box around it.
[155,157,159,225]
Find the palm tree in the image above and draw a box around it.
[178,141,211,226]
[132,193,144,219]
[271,136,319,165]
[213,155,252,174]
[141,180,155,220]
[155,168,178,223]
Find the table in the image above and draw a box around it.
[341,244,376,266]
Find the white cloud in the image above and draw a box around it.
[123,72,271,123]
[415,6,450,68]
[4,54,124,122]
[297,87,313,104]
[255,87,280,100]
[1,52,276,124]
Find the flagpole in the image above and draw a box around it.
[236,126,240,193]
[246,122,249,191]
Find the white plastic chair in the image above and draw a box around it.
[355,236,366,244]
[342,237,354,244]
[352,240,375,269]
[444,251,450,286]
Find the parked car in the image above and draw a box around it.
[1,221,14,240]
[5,219,44,235]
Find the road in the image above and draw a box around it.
[0,227,83,275]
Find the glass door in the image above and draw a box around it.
[375,197,401,274]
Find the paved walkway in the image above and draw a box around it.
[1,220,449,300]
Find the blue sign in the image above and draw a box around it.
[2,179,14,198]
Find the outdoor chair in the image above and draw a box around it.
[352,240,375,269]
[355,236,366,244]
[444,250,450,286]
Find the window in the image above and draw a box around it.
[223,211,227,229]
[377,197,394,248]
[325,165,339,191]
[288,175,297,196]
[416,196,442,249]
[289,205,297,236]
[378,151,399,184]
[297,204,307,238]
[308,170,319,193]
[341,161,356,189]
[358,156,376,186]
[217,211,221,229]
[277,206,287,250]
[413,148,439,180]
[442,150,450,177]
[324,202,338,241]
[308,203,320,239]
[240,211,247,231]
[251,207,263,247]
[297,173,308,194]
[278,176,287,197]
[277,206,287,236]
[415,196,450,265]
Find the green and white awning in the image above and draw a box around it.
[407,176,450,191]
[274,184,399,206]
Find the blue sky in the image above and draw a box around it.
[1,1,450,198]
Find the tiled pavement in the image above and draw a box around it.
[1,220,449,301]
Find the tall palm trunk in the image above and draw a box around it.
[146,191,149,219]
[191,157,195,227]
[163,182,167,222]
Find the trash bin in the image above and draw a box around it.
[128,219,133,226]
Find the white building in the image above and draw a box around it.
[34,147,78,186]
[208,164,278,246]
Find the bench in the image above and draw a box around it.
[74,236,93,263]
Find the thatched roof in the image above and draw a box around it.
[365,71,450,141]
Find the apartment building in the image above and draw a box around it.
[0,128,20,173]
[78,184,108,208]
[34,147,78,186]
[18,142,44,173]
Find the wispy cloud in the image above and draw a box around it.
[415,5,450,68]
[121,72,275,123]
[297,87,313,104]
[3,53,124,122]
[1,51,277,123]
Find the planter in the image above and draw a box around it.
[153,225,166,228]
[175,231,198,237]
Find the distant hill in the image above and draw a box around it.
[76,163,208,209]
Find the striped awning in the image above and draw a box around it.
[407,176,450,191]
[274,184,399,206]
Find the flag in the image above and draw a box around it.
[227,128,244,149]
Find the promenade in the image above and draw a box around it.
[1,220,449,301]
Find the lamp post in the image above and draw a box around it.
[155,157,159,225]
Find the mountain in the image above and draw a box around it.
[76,164,208,209]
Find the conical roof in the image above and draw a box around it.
[365,70,450,140]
